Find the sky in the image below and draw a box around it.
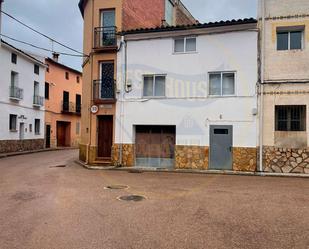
[1,0,257,71]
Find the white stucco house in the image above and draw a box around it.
[114,19,259,171]
[0,40,46,153]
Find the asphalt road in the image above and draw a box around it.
[0,150,308,249]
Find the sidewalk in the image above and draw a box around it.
[76,160,309,178]
[0,147,77,159]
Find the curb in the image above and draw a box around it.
[0,147,78,159]
[75,161,309,178]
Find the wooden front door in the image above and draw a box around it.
[97,116,113,158]
[57,121,70,147]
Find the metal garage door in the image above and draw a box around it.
[135,126,176,169]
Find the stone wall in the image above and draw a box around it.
[233,147,257,172]
[175,146,209,170]
[0,139,44,154]
[112,144,135,167]
[263,146,309,174]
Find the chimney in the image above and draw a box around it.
[52,52,59,62]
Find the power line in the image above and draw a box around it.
[0,10,87,56]
[0,33,87,57]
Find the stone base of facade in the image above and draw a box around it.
[233,147,257,172]
[175,146,209,170]
[0,139,44,154]
[263,146,309,174]
[79,144,97,164]
[112,144,135,167]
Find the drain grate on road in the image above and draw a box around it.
[49,165,67,168]
[118,195,146,202]
[104,185,129,190]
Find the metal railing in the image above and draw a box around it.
[94,26,117,48]
[9,86,23,100]
[62,101,81,114]
[33,95,44,106]
[93,79,115,101]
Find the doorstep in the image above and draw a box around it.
[76,161,309,178]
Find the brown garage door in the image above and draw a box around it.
[135,126,176,168]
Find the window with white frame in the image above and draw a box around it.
[35,119,40,135]
[143,75,166,97]
[174,37,196,53]
[209,72,235,96]
[277,27,304,51]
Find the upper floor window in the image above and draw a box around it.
[143,75,166,97]
[45,82,50,99]
[277,27,304,51]
[46,64,50,73]
[35,119,41,135]
[165,0,174,26]
[77,76,80,83]
[174,37,196,53]
[34,64,40,75]
[209,72,235,96]
[11,71,18,87]
[11,53,17,64]
[101,9,115,27]
[275,105,306,131]
[65,72,69,80]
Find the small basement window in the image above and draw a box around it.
[277,27,304,50]
[143,75,166,97]
[174,37,196,53]
[275,105,306,131]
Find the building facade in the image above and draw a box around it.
[0,40,45,153]
[78,0,196,165]
[114,19,258,170]
[259,0,309,174]
[45,57,82,148]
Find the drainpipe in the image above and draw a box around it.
[118,35,126,166]
[259,0,266,172]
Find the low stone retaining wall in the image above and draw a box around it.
[263,147,309,174]
[0,139,44,154]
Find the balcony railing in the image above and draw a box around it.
[9,86,23,100]
[62,101,81,115]
[33,95,44,107]
[93,79,116,102]
[94,26,117,49]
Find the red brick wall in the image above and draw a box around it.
[122,0,165,31]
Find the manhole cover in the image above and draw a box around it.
[104,185,129,190]
[118,195,146,202]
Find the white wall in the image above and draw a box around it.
[0,43,45,140]
[116,30,258,147]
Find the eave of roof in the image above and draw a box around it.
[46,58,82,75]
[78,0,86,17]
[120,18,257,35]
[1,39,46,67]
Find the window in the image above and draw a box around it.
[34,64,40,75]
[65,72,69,80]
[277,28,303,50]
[29,124,33,133]
[11,53,17,64]
[209,72,235,96]
[9,114,17,131]
[76,94,81,113]
[174,37,196,53]
[76,122,80,135]
[11,71,18,87]
[275,105,306,131]
[45,82,49,99]
[35,119,40,135]
[143,75,166,97]
[76,76,80,83]
[165,0,174,25]
[46,65,49,73]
